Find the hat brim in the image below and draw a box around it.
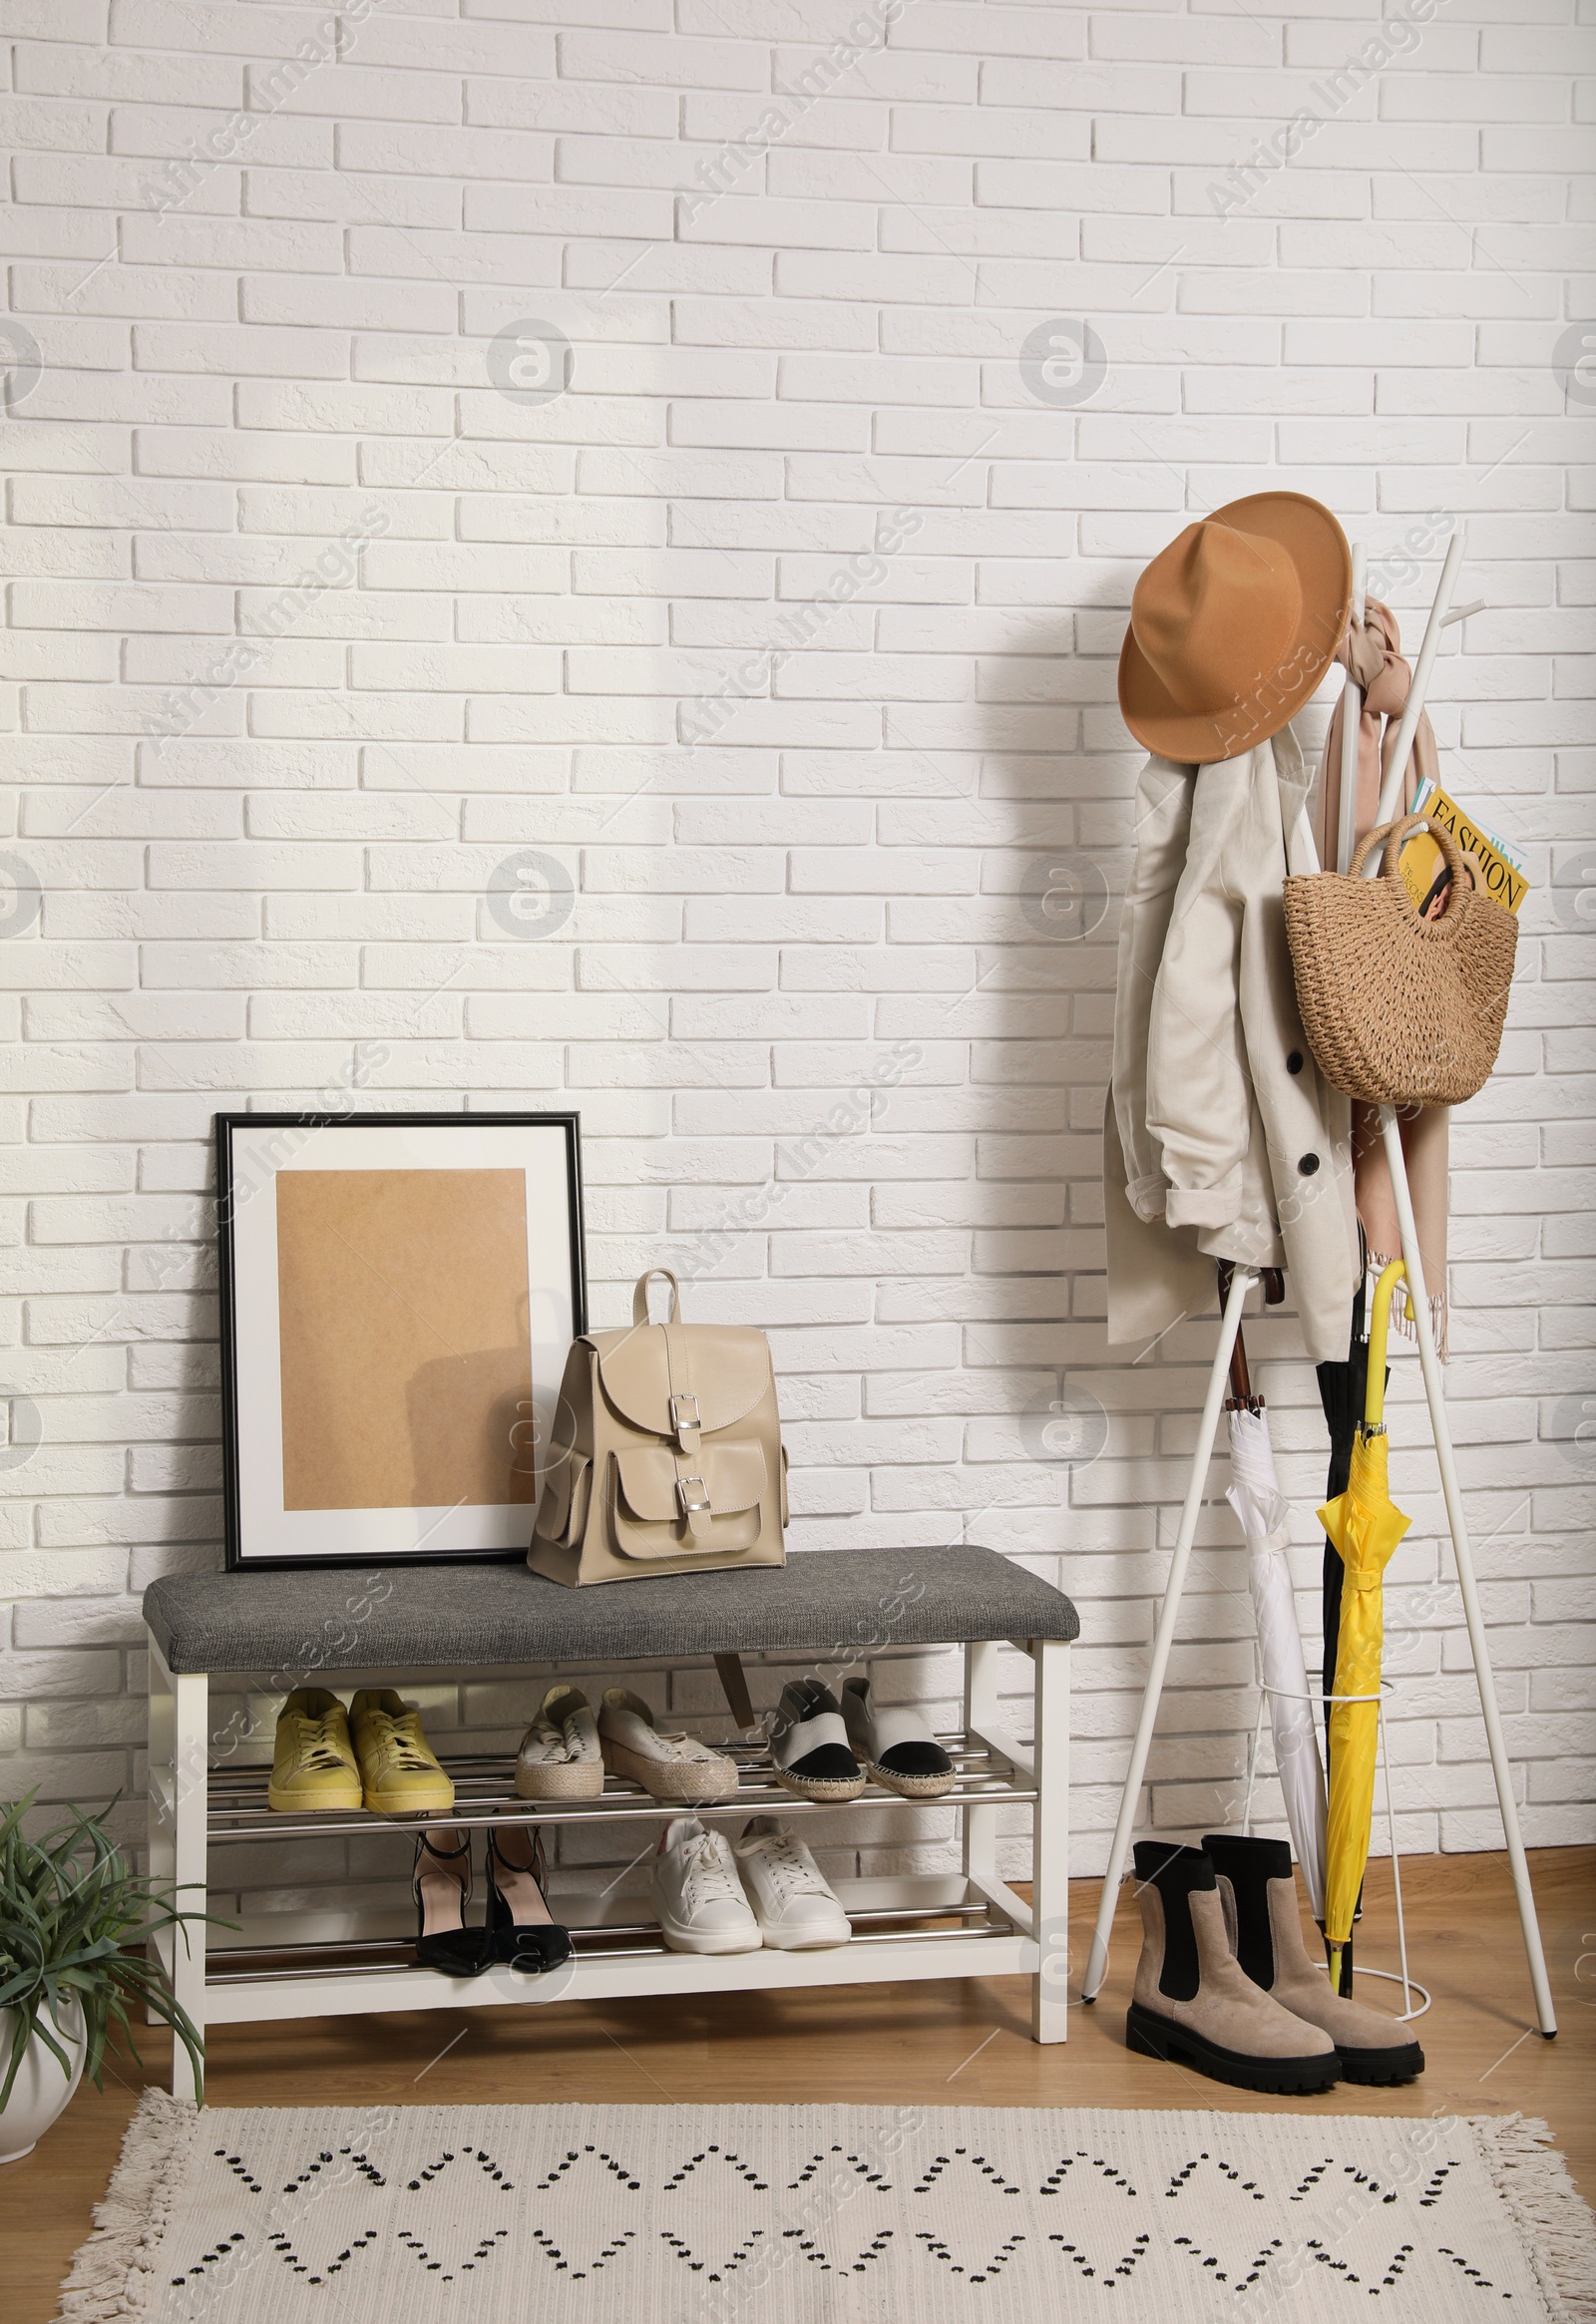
[1118,492,1353,763]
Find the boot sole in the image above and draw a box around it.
[1126,2002,1340,2095]
[1335,2042,1425,2086]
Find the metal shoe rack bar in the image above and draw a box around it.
[201,1732,1036,1978]
[204,1734,1034,1840]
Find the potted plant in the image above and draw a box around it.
[0,1793,212,2162]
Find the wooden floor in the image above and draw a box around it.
[9,1845,1593,2320]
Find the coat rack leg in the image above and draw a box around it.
[1379,1104,1557,2035]
[1082,1266,1257,2003]
[1336,543,1366,875]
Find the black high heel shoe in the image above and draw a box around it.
[485,1822,573,1973]
[412,1826,493,1977]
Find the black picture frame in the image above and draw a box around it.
[215,1110,587,1572]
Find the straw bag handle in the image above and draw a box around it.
[1349,812,1468,925]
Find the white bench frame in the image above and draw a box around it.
[148,1632,1069,2096]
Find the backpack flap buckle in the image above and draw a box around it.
[675,1470,713,1544]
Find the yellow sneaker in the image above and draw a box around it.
[267,1688,362,1813]
[349,1689,455,1815]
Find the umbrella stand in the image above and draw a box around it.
[1243,1678,1428,2023]
[1377,1685,1420,2021]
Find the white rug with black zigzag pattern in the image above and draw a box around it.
[56,2093,1596,2323]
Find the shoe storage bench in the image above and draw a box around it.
[143,1545,1077,2090]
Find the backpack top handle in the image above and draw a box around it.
[632,1267,683,1326]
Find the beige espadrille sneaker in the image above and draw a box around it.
[515,1684,604,1800]
[598,1688,739,1803]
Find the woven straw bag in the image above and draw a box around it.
[1283,812,1518,1106]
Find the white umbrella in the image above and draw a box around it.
[1226,1402,1329,1919]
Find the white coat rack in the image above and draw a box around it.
[1081,529,1558,2037]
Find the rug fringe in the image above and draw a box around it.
[53,2088,199,2324]
[1471,2113,1596,2324]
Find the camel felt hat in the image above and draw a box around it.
[1118,493,1352,763]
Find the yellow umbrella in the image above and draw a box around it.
[1317,1259,1412,1994]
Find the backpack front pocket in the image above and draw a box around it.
[608,1441,767,1560]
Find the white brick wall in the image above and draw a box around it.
[1,0,1592,1914]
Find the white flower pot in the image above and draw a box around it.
[0,2000,87,2164]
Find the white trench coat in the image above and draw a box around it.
[1105,725,1360,1364]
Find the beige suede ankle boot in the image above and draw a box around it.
[1126,1842,1340,2095]
[1205,1832,1424,2086]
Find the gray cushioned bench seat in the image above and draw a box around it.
[143,1545,1078,1676]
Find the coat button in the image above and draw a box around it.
[1286,1050,1304,1074]
[1298,1152,1320,1176]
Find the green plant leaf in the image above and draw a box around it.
[0,1790,225,2111]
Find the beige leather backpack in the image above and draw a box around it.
[528,1267,787,1587]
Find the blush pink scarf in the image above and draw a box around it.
[1316,596,1448,1356]
[1316,595,1439,864]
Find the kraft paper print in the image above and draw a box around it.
[275,1168,536,1513]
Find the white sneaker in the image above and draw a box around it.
[732,1818,851,1950]
[598,1688,740,1803]
[515,1684,603,1799]
[840,1676,956,1798]
[651,1816,761,1954]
